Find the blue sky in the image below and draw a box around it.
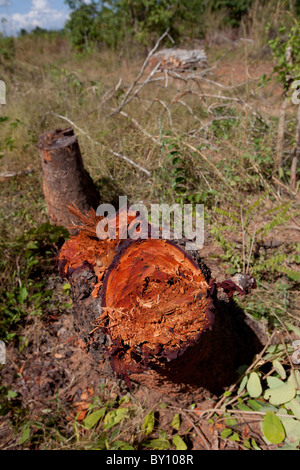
[0,0,73,35]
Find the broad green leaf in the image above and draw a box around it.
[110,440,135,450]
[259,404,278,413]
[171,413,180,431]
[266,376,284,389]
[247,372,262,398]
[229,432,240,442]
[142,411,155,435]
[279,443,299,450]
[172,434,187,450]
[251,438,261,450]
[248,399,263,411]
[144,431,171,450]
[62,282,71,292]
[159,402,168,409]
[288,370,300,389]
[285,398,300,420]
[237,403,252,411]
[262,412,285,444]
[17,286,28,304]
[26,241,38,250]
[264,381,296,405]
[221,428,232,439]
[146,438,171,450]
[280,413,300,446]
[225,417,238,427]
[243,438,251,449]
[18,424,31,445]
[83,408,105,428]
[285,322,300,337]
[237,375,248,395]
[272,359,286,379]
[103,408,128,430]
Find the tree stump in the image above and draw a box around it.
[38,127,100,230]
[57,206,267,399]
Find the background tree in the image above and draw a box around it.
[268,17,300,190]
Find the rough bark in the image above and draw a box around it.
[151,48,207,71]
[57,206,267,398]
[38,127,100,230]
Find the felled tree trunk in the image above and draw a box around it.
[151,48,207,71]
[38,127,100,230]
[57,206,267,398]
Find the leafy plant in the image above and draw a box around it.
[0,222,68,342]
[210,337,300,449]
[210,194,298,281]
[0,32,15,60]
[268,20,300,92]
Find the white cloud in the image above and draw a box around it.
[7,1,70,34]
[32,0,49,10]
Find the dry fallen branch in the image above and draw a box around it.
[150,48,207,72]
[118,110,160,145]
[111,29,172,116]
[49,112,151,177]
[182,140,231,187]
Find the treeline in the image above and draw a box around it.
[63,0,300,50]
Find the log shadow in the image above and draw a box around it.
[152,298,267,396]
[94,176,122,208]
[67,269,268,399]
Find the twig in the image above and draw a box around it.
[111,29,171,115]
[49,112,151,177]
[146,98,173,126]
[0,169,34,180]
[119,110,159,145]
[246,225,257,274]
[182,140,232,188]
[201,77,258,90]
[188,408,299,420]
[177,99,203,124]
[205,331,277,420]
[112,61,162,114]
[278,331,300,390]
[181,411,211,450]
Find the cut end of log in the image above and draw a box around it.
[100,238,215,374]
[38,127,76,151]
[57,206,258,390]
[151,48,207,71]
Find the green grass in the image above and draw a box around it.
[0,29,299,450]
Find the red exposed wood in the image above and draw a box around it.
[57,206,264,394]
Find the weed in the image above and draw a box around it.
[0,219,68,342]
[208,334,300,449]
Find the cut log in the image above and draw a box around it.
[58,206,267,398]
[38,127,100,230]
[151,48,207,71]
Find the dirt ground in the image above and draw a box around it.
[0,230,276,451]
[0,49,299,451]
